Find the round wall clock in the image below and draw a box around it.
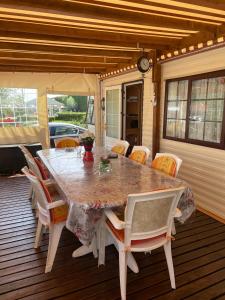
[137,56,152,73]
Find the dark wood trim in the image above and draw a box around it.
[197,205,225,225]
[152,50,161,159]
[163,69,225,150]
[165,69,225,82]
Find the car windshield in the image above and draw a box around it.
[54,126,78,136]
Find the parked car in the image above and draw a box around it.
[49,122,86,147]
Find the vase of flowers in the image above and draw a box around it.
[79,130,95,162]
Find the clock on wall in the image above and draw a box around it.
[137,56,152,73]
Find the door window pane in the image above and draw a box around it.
[106,89,120,139]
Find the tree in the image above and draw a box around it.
[66,96,78,111]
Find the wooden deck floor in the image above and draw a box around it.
[1,176,225,300]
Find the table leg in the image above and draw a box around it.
[72,235,98,258]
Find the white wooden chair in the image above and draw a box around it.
[111,140,130,156]
[54,137,79,148]
[129,145,151,164]
[154,153,182,177]
[19,145,52,208]
[152,153,183,234]
[22,166,69,273]
[100,187,184,300]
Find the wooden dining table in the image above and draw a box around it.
[38,146,190,268]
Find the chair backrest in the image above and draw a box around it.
[19,145,43,178]
[22,167,51,225]
[54,137,79,148]
[111,140,129,156]
[152,153,182,177]
[124,187,184,247]
[129,146,151,164]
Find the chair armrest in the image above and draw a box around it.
[44,179,55,186]
[174,208,182,218]
[47,200,66,209]
[105,208,125,230]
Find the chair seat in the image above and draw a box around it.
[151,156,177,177]
[46,185,68,224]
[106,219,166,247]
[129,150,147,164]
[111,145,125,155]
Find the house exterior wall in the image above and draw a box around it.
[101,70,154,156]
[160,47,225,219]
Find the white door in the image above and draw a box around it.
[104,86,121,148]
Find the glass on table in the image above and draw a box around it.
[76,146,82,158]
[99,157,112,175]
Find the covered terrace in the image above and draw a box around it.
[0,1,225,299]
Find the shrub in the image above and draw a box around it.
[49,112,86,125]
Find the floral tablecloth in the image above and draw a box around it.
[38,147,195,245]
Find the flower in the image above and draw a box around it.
[79,130,95,145]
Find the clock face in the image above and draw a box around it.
[137,56,151,73]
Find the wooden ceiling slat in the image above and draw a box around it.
[63,0,223,24]
[148,0,225,15]
[0,0,223,73]
[0,65,104,73]
[0,0,221,29]
[0,42,141,58]
[0,13,190,38]
[0,51,132,63]
[0,20,177,49]
[0,31,173,51]
[90,0,225,22]
[0,59,119,68]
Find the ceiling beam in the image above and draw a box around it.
[0,59,119,68]
[0,20,175,50]
[0,42,143,58]
[0,0,221,31]
[0,29,173,51]
[0,65,106,73]
[0,51,133,64]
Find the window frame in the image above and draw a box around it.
[163,70,225,149]
[85,96,95,125]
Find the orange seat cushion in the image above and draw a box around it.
[129,151,147,164]
[39,180,68,224]
[151,156,177,177]
[106,219,166,246]
[56,139,79,148]
[34,157,49,180]
[111,145,125,155]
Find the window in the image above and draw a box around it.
[86,96,94,125]
[105,89,120,139]
[0,88,38,127]
[164,71,225,149]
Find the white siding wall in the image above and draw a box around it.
[101,70,154,155]
[160,47,225,219]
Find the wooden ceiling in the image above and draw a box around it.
[0,0,225,74]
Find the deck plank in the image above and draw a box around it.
[0,176,225,300]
